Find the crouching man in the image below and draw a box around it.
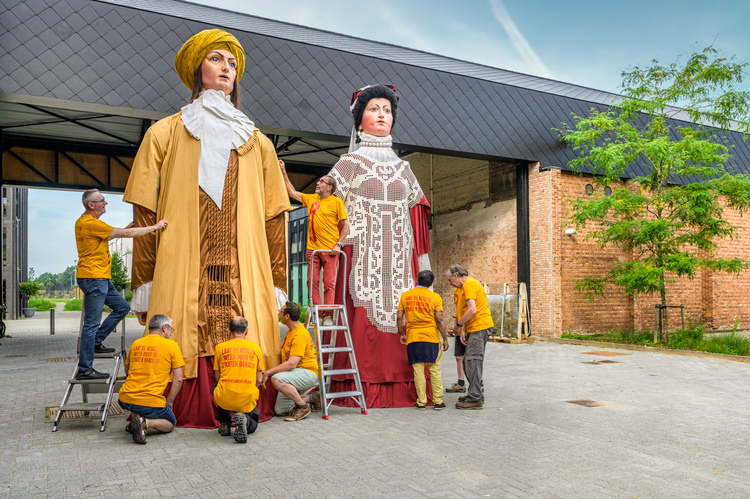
[262,302,319,421]
[213,316,264,443]
[118,314,184,444]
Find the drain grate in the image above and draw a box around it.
[46,356,78,363]
[4,354,27,358]
[45,403,126,421]
[567,399,603,407]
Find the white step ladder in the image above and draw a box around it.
[305,250,367,419]
[52,296,127,432]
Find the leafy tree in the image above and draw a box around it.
[37,272,57,288]
[28,267,36,281]
[558,46,750,337]
[58,265,76,290]
[110,252,129,289]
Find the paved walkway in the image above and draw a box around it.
[1,312,749,498]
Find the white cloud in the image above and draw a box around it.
[488,0,553,78]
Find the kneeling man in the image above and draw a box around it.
[118,314,184,444]
[397,270,449,410]
[262,302,319,421]
[213,316,264,443]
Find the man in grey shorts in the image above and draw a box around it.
[261,302,320,421]
[446,264,494,409]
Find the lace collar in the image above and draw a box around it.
[181,89,254,209]
[354,131,399,162]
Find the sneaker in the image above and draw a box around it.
[459,395,484,403]
[322,316,334,326]
[308,392,322,413]
[285,403,311,421]
[414,402,426,410]
[129,416,147,444]
[94,344,115,354]
[218,423,231,437]
[433,402,446,410]
[455,399,483,410]
[76,368,109,380]
[233,413,247,443]
[445,383,466,393]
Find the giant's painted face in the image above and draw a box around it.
[200,49,237,95]
[360,98,393,137]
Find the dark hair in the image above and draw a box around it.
[229,316,248,334]
[282,301,301,321]
[352,85,398,137]
[189,65,241,109]
[417,270,435,287]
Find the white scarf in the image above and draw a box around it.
[181,89,255,209]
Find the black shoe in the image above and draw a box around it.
[94,344,115,354]
[76,368,109,380]
[433,402,446,410]
[218,423,231,437]
[414,402,426,410]
[233,413,247,443]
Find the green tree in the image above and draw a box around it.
[110,252,129,289]
[558,46,750,338]
[37,272,57,288]
[58,265,76,290]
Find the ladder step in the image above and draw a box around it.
[317,325,348,331]
[69,377,111,385]
[320,347,353,353]
[321,368,357,376]
[315,305,344,310]
[59,402,106,412]
[324,390,363,399]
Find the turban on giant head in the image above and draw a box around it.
[174,29,245,90]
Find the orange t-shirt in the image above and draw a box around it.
[213,338,264,413]
[461,277,494,333]
[397,286,443,344]
[75,214,114,278]
[281,324,319,377]
[301,193,347,251]
[119,334,185,407]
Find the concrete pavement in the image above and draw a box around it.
[1,308,749,498]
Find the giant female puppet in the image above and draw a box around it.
[123,30,290,426]
[328,84,431,407]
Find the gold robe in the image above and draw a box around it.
[123,112,290,378]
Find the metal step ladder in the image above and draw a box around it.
[52,296,127,432]
[305,250,367,419]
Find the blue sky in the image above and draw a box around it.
[28,0,750,275]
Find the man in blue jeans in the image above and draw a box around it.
[75,188,167,380]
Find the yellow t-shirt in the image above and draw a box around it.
[461,277,494,333]
[119,334,185,407]
[397,286,443,344]
[212,338,264,413]
[301,193,347,251]
[281,324,319,377]
[75,215,114,278]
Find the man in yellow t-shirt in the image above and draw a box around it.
[118,314,185,445]
[213,316,264,444]
[262,302,319,422]
[278,161,349,326]
[397,270,449,410]
[75,188,167,381]
[445,264,494,410]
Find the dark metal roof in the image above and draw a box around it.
[1,0,749,182]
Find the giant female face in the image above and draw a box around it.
[359,98,394,137]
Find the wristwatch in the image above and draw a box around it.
[336,241,344,247]
[456,322,463,327]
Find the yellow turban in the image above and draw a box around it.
[174,29,245,90]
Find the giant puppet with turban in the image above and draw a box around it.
[123,29,290,427]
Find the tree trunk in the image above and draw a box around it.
[659,273,668,342]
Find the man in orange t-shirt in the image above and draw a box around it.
[75,188,167,381]
[119,314,185,445]
[213,316,264,444]
[445,264,494,410]
[397,270,449,410]
[278,161,349,325]
[262,301,319,422]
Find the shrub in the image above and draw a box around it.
[28,298,54,311]
[64,299,82,311]
[19,281,42,297]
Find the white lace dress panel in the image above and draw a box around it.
[329,133,425,333]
